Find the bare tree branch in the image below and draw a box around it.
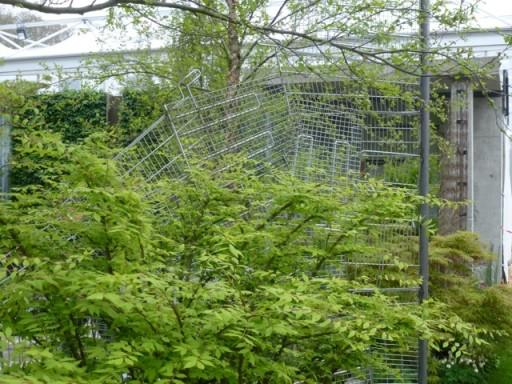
[0,0,230,19]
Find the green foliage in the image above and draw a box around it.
[428,231,512,384]
[33,89,108,142]
[0,132,489,383]
[430,231,494,291]
[486,339,512,384]
[116,86,174,144]
[0,82,110,187]
[431,285,511,384]
[437,363,486,384]
[380,155,440,192]
[0,81,172,187]
[0,81,54,188]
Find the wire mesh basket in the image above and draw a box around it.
[117,70,419,187]
[292,338,419,384]
[370,340,419,384]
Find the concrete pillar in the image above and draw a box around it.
[473,96,503,256]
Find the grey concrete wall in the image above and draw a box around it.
[473,96,502,255]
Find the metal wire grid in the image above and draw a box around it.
[292,338,418,384]
[116,71,419,186]
[315,219,420,305]
[280,76,420,186]
[118,71,290,181]
[329,340,418,384]
[288,90,364,183]
[370,340,419,384]
[332,368,373,384]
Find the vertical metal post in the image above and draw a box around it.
[418,0,431,381]
[0,115,11,199]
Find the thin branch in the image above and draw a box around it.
[268,0,290,26]
[170,301,185,337]
[0,0,230,20]
[134,307,158,333]
[69,314,87,367]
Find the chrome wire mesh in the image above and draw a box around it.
[313,218,420,309]
[332,369,373,384]
[370,340,419,384]
[293,338,418,384]
[327,340,418,384]
[116,70,419,186]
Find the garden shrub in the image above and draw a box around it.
[2,81,509,384]
[0,132,490,384]
[0,83,110,187]
[430,231,495,292]
[116,85,174,144]
[1,81,174,188]
[33,89,108,142]
[429,231,512,384]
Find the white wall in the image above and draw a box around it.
[500,58,512,280]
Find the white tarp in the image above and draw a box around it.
[0,43,13,57]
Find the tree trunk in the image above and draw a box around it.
[439,81,473,235]
[226,0,241,88]
[224,0,242,146]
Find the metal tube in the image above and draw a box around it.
[0,115,11,199]
[418,0,431,381]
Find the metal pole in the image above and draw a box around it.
[0,115,11,199]
[418,0,430,381]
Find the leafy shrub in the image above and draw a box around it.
[33,90,108,142]
[0,83,110,188]
[116,86,174,144]
[1,82,171,187]
[430,231,495,292]
[437,362,488,384]
[0,133,489,384]
[429,231,512,384]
